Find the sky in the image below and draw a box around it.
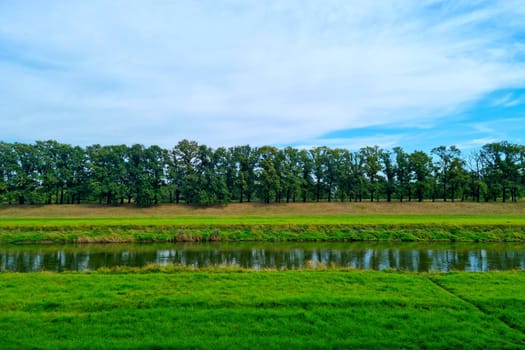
[2,0,525,152]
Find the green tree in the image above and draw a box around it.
[380,150,396,202]
[324,148,341,202]
[67,145,89,204]
[193,145,229,205]
[351,151,366,202]
[12,143,40,204]
[409,150,432,202]
[431,146,463,201]
[310,147,328,202]
[465,150,487,202]
[256,146,280,203]
[86,144,128,205]
[281,147,303,203]
[172,140,200,204]
[0,142,19,204]
[481,142,523,202]
[229,145,257,203]
[333,149,356,202]
[127,144,168,206]
[35,140,60,204]
[298,149,314,202]
[393,147,411,202]
[360,146,383,202]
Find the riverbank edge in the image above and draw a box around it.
[2,223,525,244]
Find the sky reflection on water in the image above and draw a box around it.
[1,242,524,272]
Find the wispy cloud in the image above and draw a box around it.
[492,93,525,107]
[1,1,525,148]
[291,134,406,152]
[455,137,500,151]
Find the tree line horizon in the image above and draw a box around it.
[0,139,523,206]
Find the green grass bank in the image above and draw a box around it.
[2,222,525,243]
[0,269,524,349]
[1,202,525,243]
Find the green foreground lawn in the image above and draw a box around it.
[0,270,524,349]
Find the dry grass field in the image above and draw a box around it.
[1,201,525,218]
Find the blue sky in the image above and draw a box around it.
[1,0,525,152]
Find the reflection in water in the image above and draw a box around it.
[1,242,525,272]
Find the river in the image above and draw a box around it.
[1,242,525,272]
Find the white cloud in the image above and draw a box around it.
[492,93,525,108]
[455,137,500,151]
[1,0,525,147]
[292,134,405,152]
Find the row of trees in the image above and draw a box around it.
[1,140,524,206]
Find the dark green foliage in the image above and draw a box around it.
[410,150,433,202]
[256,146,281,203]
[481,141,525,202]
[0,140,524,206]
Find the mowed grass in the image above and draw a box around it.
[2,201,525,219]
[431,273,525,334]
[1,202,525,226]
[1,202,525,243]
[2,214,525,226]
[0,270,524,349]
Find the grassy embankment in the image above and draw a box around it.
[1,202,525,243]
[0,269,523,349]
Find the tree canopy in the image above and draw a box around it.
[0,140,524,206]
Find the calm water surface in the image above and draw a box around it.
[1,242,525,272]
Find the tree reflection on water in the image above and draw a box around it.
[1,242,524,272]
